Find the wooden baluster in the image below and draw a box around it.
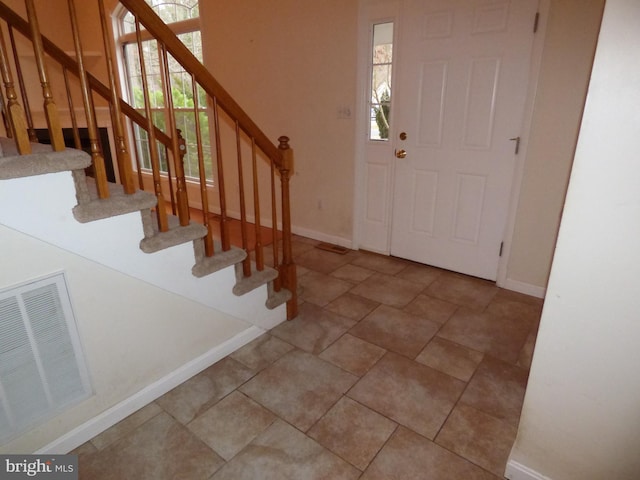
[130,123,145,190]
[236,122,251,277]
[0,24,30,153]
[98,0,135,194]
[192,80,214,257]
[270,158,281,290]
[8,26,36,142]
[160,43,189,226]
[253,139,265,272]
[0,86,11,138]
[135,18,168,232]
[68,0,110,198]
[212,97,230,251]
[62,67,82,150]
[163,143,177,216]
[25,0,64,151]
[277,136,298,319]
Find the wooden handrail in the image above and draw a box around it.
[118,0,283,168]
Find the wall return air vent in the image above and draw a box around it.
[0,272,92,445]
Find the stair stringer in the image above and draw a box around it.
[0,170,287,330]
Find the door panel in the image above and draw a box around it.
[390,0,537,280]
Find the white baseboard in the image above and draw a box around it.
[36,326,265,454]
[500,278,547,299]
[292,225,353,250]
[505,460,552,480]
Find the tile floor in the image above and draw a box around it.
[73,236,543,479]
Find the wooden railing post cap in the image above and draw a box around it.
[278,136,290,150]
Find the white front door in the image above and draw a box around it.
[374,0,538,280]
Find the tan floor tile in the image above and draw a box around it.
[425,273,498,310]
[156,357,255,425]
[299,270,354,307]
[90,403,163,450]
[188,391,276,461]
[309,397,397,470]
[437,308,531,364]
[350,252,409,275]
[291,237,319,256]
[415,337,484,382]
[494,287,544,307]
[325,293,380,323]
[80,412,224,480]
[348,352,465,439]
[350,305,439,358]
[361,426,498,480]
[240,350,357,431]
[230,334,294,372]
[403,294,458,325]
[319,333,386,376]
[350,273,424,308]
[211,419,360,480]
[485,296,542,328]
[395,263,443,286]
[435,404,517,477]
[270,302,351,354]
[517,330,538,369]
[71,441,97,457]
[295,248,357,274]
[331,263,375,283]
[460,356,528,426]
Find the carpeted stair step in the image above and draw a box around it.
[233,261,279,296]
[72,179,157,223]
[191,237,247,277]
[139,210,208,254]
[265,282,292,310]
[0,144,91,180]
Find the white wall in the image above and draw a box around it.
[0,224,255,454]
[506,1,640,478]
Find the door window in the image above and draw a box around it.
[369,22,394,141]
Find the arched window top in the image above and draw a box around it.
[121,0,200,34]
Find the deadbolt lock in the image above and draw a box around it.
[399,132,407,141]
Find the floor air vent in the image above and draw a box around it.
[0,272,91,445]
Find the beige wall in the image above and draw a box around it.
[506,0,604,288]
[198,0,359,240]
[507,1,640,477]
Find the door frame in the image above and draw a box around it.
[353,0,551,296]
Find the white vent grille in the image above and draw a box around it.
[0,273,91,445]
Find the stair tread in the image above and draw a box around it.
[0,146,91,179]
[73,187,157,223]
[140,218,208,253]
[233,263,279,296]
[192,246,247,277]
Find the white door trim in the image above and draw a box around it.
[496,0,550,291]
[354,0,550,292]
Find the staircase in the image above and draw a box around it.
[0,0,298,324]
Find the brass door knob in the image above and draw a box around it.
[395,149,407,159]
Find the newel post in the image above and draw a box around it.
[278,136,298,319]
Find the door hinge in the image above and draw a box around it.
[499,241,504,257]
[533,12,540,33]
